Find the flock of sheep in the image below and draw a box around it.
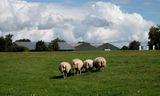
[58,57,107,78]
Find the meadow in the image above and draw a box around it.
[0,51,160,96]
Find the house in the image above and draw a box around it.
[97,43,120,50]
[14,42,75,51]
[58,42,75,51]
[14,42,36,51]
[75,42,98,51]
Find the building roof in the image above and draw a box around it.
[97,43,120,50]
[14,42,75,51]
[14,42,119,51]
[58,42,75,51]
[14,42,36,50]
[75,42,98,51]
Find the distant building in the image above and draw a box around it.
[14,41,120,51]
[153,45,155,50]
[97,43,120,50]
[14,42,75,51]
[14,42,36,51]
[58,42,75,51]
[75,42,98,51]
[139,46,142,50]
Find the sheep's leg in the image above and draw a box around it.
[81,66,85,72]
[65,72,67,78]
[76,70,78,75]
[92,67,96,71]
[73,69,76,75]
[79,70,81,75]
[90,67,93,71]
[101,67,104,70]
[75,69,77,75]
[96,67,98,71]
[98,66,100,71]
[63,72,65,78]
[68,70,71,76]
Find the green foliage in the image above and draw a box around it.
[11,44,29,52]
[35,40,47,51]
[48,38,60,51]
[78,41,88,43]
[148,25,160,49]
[129,40,140,50]
[54,38,65,42]
[15,39,31,42]
[0,51,160,96]
[4,34,13,51]
[0,37,5,51]
[0,34,29,52]
[48,40,58,51]
[121,45,128,50]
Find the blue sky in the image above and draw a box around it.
[25,0,160,24]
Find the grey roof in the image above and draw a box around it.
[14,42,36,50]
[14,42,74,51]
[58,42,75,50]
[75,43,98,51]
[97,43,120,50]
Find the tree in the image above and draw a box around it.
[48,40,59,51]
[121,45,128,50]
[48,38,60,51]
[54,38,65,42]
[148,25,160,49]
[0,37,5,51]
[129,40,140,50]
[0,34,29,52]
[15,39,31,42]
[5,34,13,51]
[35,40,47,51]
[48,38,65,51]
[78,41,87,43]
[11,43,29,52]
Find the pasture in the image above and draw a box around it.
[0,51,160,96]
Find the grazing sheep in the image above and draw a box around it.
[93,57,106,71]
[72,59,83,75]
[83,59,93,71]
[59,62,71,78]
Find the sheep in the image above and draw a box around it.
[59,62,71,78]
[71,58,83,75]
[93,57,107,71]
[83,59,93,71]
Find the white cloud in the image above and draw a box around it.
[0,0,155,47]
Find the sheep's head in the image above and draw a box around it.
[71,63,75,69]
[84,63,89,69]
[59,64,66,73]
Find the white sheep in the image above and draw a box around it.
[93,57,106,71]
[59,62,71,78]
[83,59,93,71]
[72,58,83,75]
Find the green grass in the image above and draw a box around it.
[0,51,160,96]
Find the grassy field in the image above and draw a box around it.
[0,51,160,96]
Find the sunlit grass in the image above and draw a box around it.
[0,51,160,96]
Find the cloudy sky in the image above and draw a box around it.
[0,0,158,47]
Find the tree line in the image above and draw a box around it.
[0,34,63,52]
[35,38,65,51]
[0,25,159,51]
[0,34,29,52]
